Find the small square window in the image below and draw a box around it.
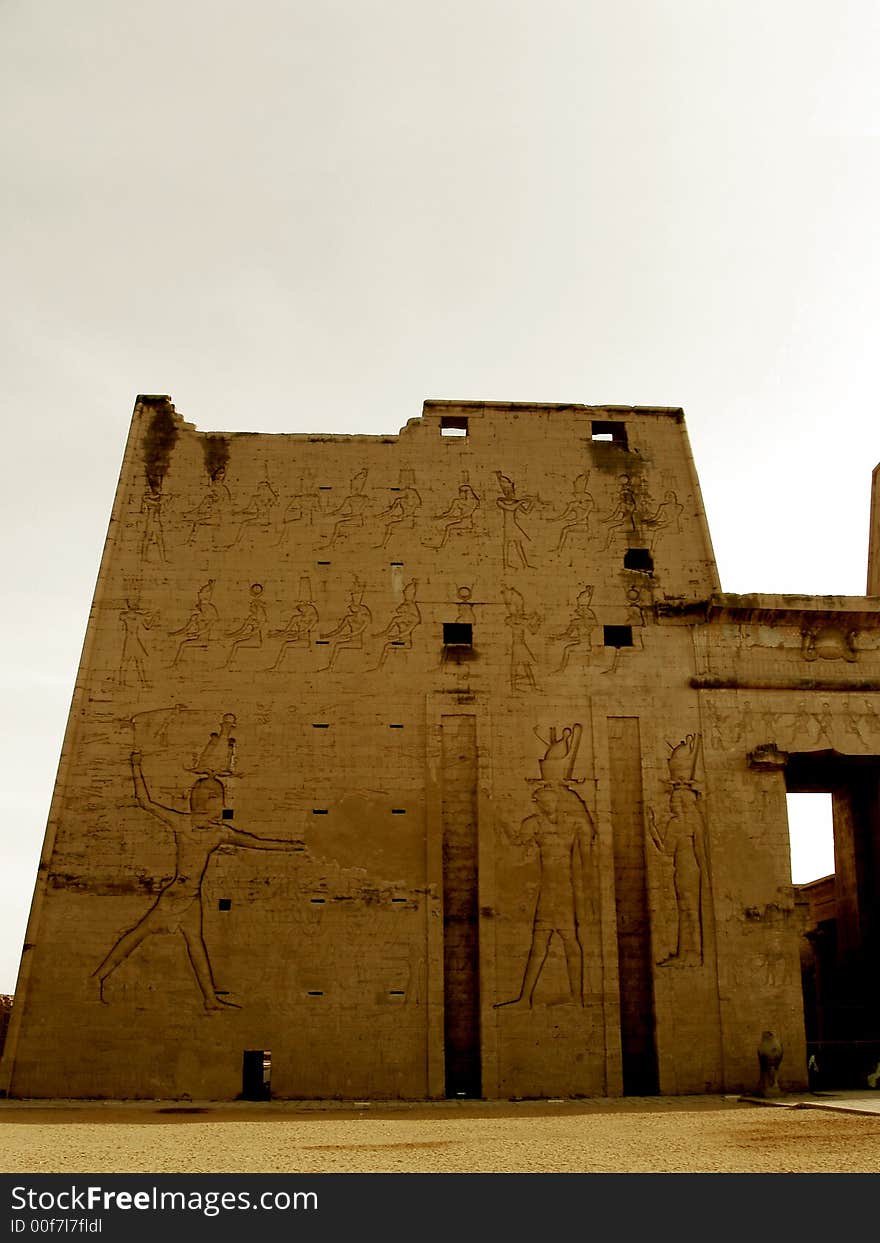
[218,898,232,911]
[222,809,234,820]
[604,625,633,648]
[624,548,654,572]
[443,622,473,646]
[441,416,468,438]
[591,420,628,449]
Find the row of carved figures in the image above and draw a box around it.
[139,463,684,569]
[117,578,655,687]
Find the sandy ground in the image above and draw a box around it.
[1,1096,880,1173]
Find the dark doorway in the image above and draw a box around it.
[786,752,880,1087]
[441,714,481,1098]
[241,1049,271,1100]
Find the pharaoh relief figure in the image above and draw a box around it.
[550,586,597,674]
[320,578,372,671]
[373,470,422,549]
[647,733,710,967]
[92,721,307,1012]
[372,579,422,670]
[324,469,371,549]
[496,723,599,1010]
[495,472,538,570]
[501,585,542,693]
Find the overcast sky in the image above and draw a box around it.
[2,1,879,993]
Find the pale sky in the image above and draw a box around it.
[2,1,878,992]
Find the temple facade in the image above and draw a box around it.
[3,396,880,1100]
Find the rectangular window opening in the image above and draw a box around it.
[307,990,324,997]
[604,625,634,648]
[310,897,326,904]
[391,808,407,815]
[591,420,628,448]
[389,723,404,729]
[392,897,407,903]
[316,560,331,566]
[786,792,835,885]
[441,416,469,437]
[221,808,234,820]
[312,723,330,729]
[218,898,232,912]
[624,548,654,573]
[312,808,329,815]
[443,622,473,647]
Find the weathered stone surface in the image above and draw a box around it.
[3,397,879,1100]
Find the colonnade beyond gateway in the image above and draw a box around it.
[3,397,880,1100]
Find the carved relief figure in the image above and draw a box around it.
[373,579,421,670]
[801,623,858,663]
[325,469,370,548]
[496,787,595,1010]
[600,473,643,550]
[268,576,319,669]
[277,476,321,547]
[426,483,480,549]
[373,471,422,549]
[190,712,237,776]
[547,473,595,553]
[93,745,305,1011]
[495,472,536,569]
[642,490,684,549]
[454,585,476,623]
[228,477,279,547]
[140,484,166,562]
[320,579,372,671]
[550,586,596,673]
[185,465,233,545]
[170,580,219,667]
[647,734,709,967]
[501,585,541,692]
[225,583,269,666]
[118,601,156,689]
[497,723,596,1008]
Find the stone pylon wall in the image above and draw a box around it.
[7,396,875,1099]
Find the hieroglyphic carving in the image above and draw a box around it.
[319,578,372,671]
[801,623,858,663]
[189,712,238,776]
[501,585,541,692]
[495,472,536,569]
[372,579,421,670]
[547,473,595,553]
[600,473,644,550]
[170,580,220,667]
[118,601,157,689]
[267,576,319,669]
[228,476,279,548]
[373,471,422,549]
[550,586,596,673]
[641,490,683,549]
[647,733,710,967]
[225,583,268,666]
[424,482,480,549]
[324,469,370,548]
[93,725,306,1011]
[277,476,321,547]
[139,485,166,562]
[496,723,597,1009]
[185,463,233,545]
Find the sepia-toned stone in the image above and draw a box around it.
[3,397,880,1101]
